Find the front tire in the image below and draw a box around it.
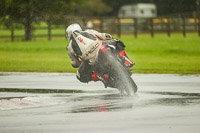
[106,52,138,95]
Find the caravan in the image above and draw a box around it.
[118,3,157,18]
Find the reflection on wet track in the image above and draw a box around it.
[68,94,134,113]
[1,90,200,112]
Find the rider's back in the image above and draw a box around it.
[68,30,103,65]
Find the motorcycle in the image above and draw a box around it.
[93,44,138,96]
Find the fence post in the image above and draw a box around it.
[197,0,200,37]
[10,22,14,42]
[167,18,171,37]
[47,20,51,41]
[198,17,200,37]
[182,15,186,37]
[100,17,104,33]
[117,17,121,38]
[133,18,138,38]
[150,18,154,38]
[82,18,87,28]
[194,14,198,31]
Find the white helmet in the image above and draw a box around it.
[66,23,82,40]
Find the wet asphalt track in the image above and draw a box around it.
[0,72,200,133]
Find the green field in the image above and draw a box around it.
[0,33,200,74]
[0,22,65,37]
[0,28,65,36]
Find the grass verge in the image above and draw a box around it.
[0,33,200,74]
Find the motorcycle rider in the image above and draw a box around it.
[66,23,134,87]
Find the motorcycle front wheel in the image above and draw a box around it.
[105,52,138,96]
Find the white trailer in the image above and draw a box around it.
[118,3,157,18]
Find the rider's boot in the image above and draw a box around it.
[91,72,108,88]
[118,50,135,67]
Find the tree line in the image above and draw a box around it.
[0,0,111,41]
[0,0,199,41]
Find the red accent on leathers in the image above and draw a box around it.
[118,50,133,67]
[91,73,109,82]
[102,74,108,81]
[118,50,127,58]
[91,72,99,81]
[94,34,103,40]
[124,60,132,67]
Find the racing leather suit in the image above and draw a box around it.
[67,29,114,67]
[67,29,114,82]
